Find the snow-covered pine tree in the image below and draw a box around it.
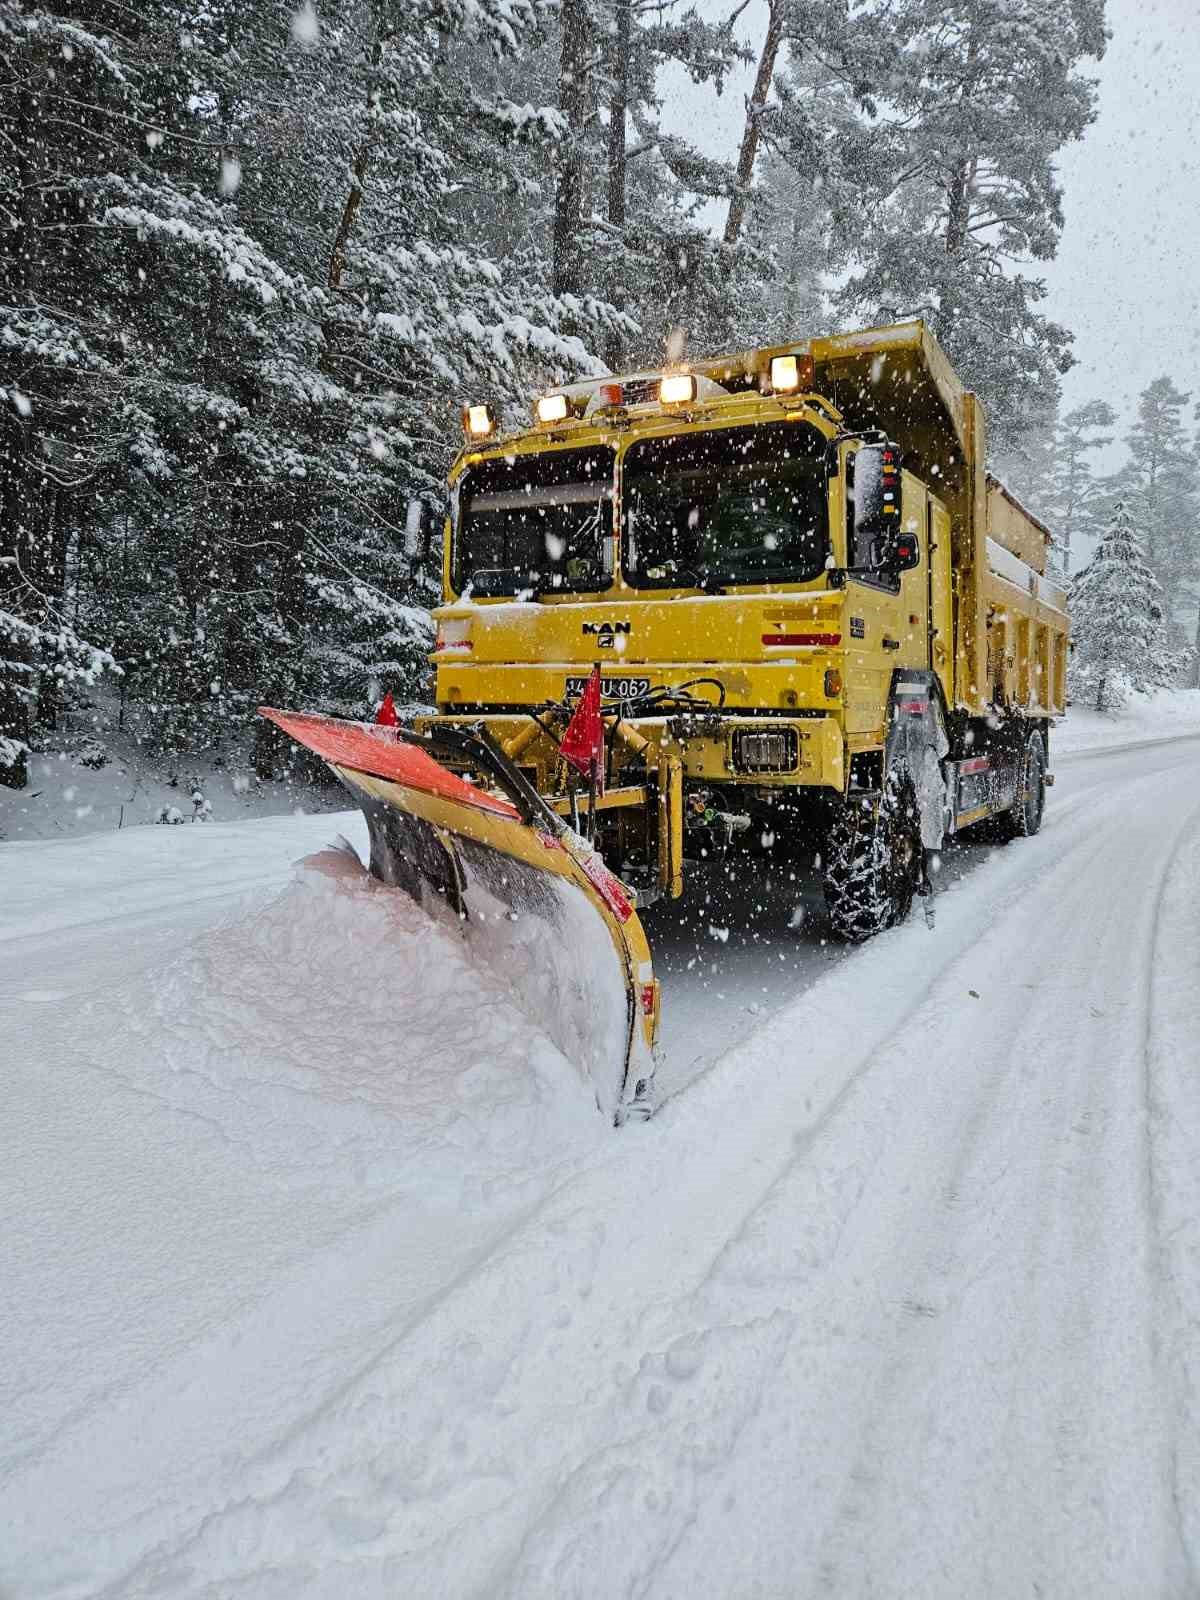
[480,0,745,369]
[5,0,638,778]
[1048,400,1118,574]
[994,397,1118,578]
[770,0,1107,452]
[0,3,141,783]
[1104,378,1198,612]
[1069,501,1179,712]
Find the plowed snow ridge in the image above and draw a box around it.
[2,733,1199,1597]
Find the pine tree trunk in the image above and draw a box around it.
[254,490,310,780]
[0,425,33,789]
[323,18,385,366]
[723,0,785,249]
[604,0,630,370]
[553,0,591,298]
[0,86,44,788]
[936,28,978,338]
[35,489,70,730]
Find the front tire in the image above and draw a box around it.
[824,774,922,942]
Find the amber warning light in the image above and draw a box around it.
[659,373,697,405]
[882,447,900,515]
[769,352,814,394]
[462,402,496,439]
[535,393,569,425]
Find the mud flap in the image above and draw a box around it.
[259,708,658,1122]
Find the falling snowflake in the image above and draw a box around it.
[291,3,320,44]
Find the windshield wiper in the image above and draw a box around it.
[465,567,525,597]
[467,566,607,598]
[663,566,725,594]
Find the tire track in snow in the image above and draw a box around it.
[1140,796,1200,1587]
[645,751,1200,1595]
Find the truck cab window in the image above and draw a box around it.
[623,421,828,589]
[454,446,614,597]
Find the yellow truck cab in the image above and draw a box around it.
[263,319,1069,1116]
[409,319,1067,942]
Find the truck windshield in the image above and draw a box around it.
[622,421,828,588]
[454,446,614,597]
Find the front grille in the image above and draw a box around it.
[732,727,798,774]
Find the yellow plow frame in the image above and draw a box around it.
[259,707,659,1122]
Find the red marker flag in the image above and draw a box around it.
[375,690,398,726]
[559,664,605,795]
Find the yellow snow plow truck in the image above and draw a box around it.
[261,319,1067,1121]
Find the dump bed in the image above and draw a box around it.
[697,320,1068,718]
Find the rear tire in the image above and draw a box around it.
[824,773,922,942]
[995,730,1046,841]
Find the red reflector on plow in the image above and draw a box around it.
[257,707,521,819]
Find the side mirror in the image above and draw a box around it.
[404,498,436,559]
[872,527,920,573]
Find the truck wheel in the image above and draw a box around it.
[996,731,1046,841]
[824,773,921,942]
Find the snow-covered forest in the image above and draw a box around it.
[5,0,1162,791]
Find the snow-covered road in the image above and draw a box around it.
[3,732,1200,1597]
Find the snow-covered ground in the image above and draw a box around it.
[3,709,1200,1597]
[1052,685,1200,754]
[0,702,345,843]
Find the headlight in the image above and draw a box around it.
[732,727,798,773]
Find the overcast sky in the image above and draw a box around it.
[660,0,1200,424]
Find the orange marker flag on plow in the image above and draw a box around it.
[560,664,606,795]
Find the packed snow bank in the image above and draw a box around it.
[1054,685,1200,755]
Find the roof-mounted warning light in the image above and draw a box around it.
[659,373,697,406]
[462,402,496,440]
[534,392,569,425]
[768,352,815,394]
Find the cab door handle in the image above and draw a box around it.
[882,637,901,651]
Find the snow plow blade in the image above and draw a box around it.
[258,707,658,1122]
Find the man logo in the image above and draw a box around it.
[581,620,631,649]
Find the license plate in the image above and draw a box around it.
[565,675,651,701]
